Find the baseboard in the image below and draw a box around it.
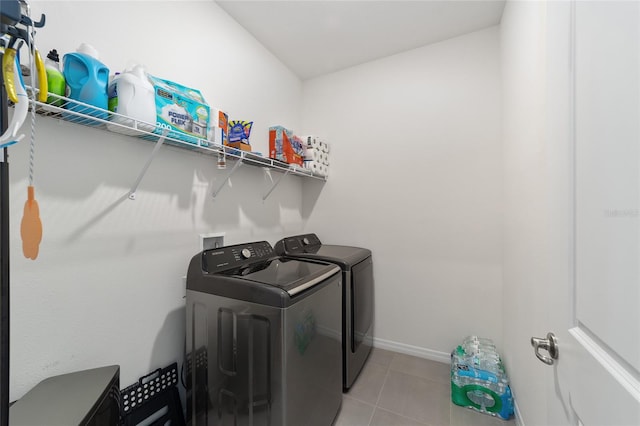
[513,396,524,426]
[372,337,451,364]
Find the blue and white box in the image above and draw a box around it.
[147,75,210,146]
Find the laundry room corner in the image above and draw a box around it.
[301,26,504,359]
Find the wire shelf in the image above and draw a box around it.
[28,90,326,181]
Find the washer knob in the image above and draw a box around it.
[302,237,310,245]
[241,248,252,259]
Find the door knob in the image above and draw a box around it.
[531,332,559,365]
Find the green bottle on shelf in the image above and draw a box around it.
[45,49,65,107]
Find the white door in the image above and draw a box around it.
[542,1,640,425]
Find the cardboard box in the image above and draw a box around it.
[147,75,210,145]
[228,141,252,151]
[227,120,253,152]
[269,126,304,166]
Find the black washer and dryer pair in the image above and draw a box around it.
[274,233,374,390]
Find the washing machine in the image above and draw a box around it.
[185,241,343,426]
[274,233,374,390]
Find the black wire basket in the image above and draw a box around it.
[120,362,185,426]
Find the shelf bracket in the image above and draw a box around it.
[128,130,169,200]
[212,160,243,199]
[262,168,292,201]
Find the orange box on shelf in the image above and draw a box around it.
[269,126,304,166]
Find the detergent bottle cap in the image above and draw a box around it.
[77,43,99,60]
[46,49,60,63]
[131,64,146,79]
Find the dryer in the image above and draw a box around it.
[274,233,374,390]
[185,241,343,426]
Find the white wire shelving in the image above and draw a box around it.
[29,90,326,200]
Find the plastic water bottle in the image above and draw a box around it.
[106,65,156,136]
[456,336,504,376]
[44,49,65,107]
[461,336,498,353]
[62,43,109,125]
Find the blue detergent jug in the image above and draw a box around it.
[63,49,109,125]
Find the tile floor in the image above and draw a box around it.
[332,348,516,426]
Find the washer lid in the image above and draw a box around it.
[188,241,341,305]
[306,245,370,260]
[219,257,339,296]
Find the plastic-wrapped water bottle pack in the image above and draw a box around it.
[450,336,514,420]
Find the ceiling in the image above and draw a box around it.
[215,0,506,80]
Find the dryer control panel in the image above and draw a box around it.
[274,233,322,254]
[202,241,274,273]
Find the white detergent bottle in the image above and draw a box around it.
[107,64,156,136]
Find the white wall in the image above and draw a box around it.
[301,27,503,358]
[8,1,308,400]
[500,1,551,424]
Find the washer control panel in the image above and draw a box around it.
[202,241,274,273]
[275,233,322,254]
